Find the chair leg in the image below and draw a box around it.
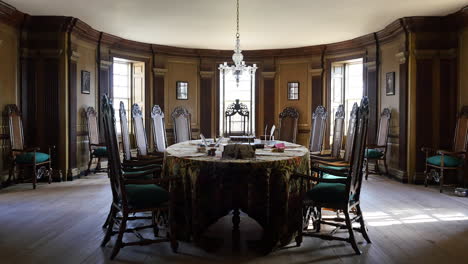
[356,204,371,243]
[86,155,93,176]
[110,213,127,260]
[33,164,37,189]
[101,207,117,247]
[102,205,113,228]
[383,158,389,176]
[440,169,444,193]
[96,157,102,172]
[315,207,322,232]
[365,159,369,180]
[344,209,361,255]
[152,211,159,237]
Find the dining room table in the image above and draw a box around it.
[161,139,310,253]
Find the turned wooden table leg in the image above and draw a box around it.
[232,208,240,250]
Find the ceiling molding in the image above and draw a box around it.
[4,2,468,58]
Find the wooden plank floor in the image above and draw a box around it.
[1,174,468,264]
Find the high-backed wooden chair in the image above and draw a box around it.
[294,97,371,255]
[100,95,178,259]
[6,105,53,189]
[151,105,168,153]
[224,99,250,136]
[311,103,359,168]
[171,106,192,143]
[309,105,327,154]
[365,108,391,180]
[102,101,162,229]
[85,106,108,175]
[422,107,468,193]
[278,107,299,143]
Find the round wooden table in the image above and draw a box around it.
[162,140,310,252]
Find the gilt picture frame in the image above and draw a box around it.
[81,70,91,94]
[386,72,395,96]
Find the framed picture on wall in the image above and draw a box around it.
[81,70,91,94]
[287,82,299,100]
[386,72,395,96]
[176,81,188,100]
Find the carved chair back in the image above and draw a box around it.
[6,105,24,152]
[343,103,359,162]
[279,107,299,143]
[331,105,345,158]
[376,108,391,148]
[119,102,132,161]
[86,107,100,149]
[347,97,369,202]
[101,95,126,206]
[151,105,168,152]
[309,105,327,152]
[224,99,250,136]
[453,107,468,153]
[171,106,192,143]
[132,104,149,156]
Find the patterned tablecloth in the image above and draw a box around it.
[162,140,310,251]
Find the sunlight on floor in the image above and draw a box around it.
[365,209,468,226]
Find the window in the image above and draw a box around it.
[113,60,131,135]
[288,82,299,100]
[112,58,145,136]
[176,81,188,100]
[219,68,256,136]
[330,58,363,142]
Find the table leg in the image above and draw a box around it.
[232,208,240,250]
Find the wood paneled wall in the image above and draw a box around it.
[0,0,467,185]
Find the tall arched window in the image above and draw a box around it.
[219,67,256,136]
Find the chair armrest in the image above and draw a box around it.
[90,143,107,147]
[124,176,181,185]
[366,144,386,149]
[122,167,161,178]
[310,155,343,162]
[123,165,162,172]
[12,147,40,152]
[311,166,349,177]
[437,150,466,156]
[122,159,162,167]
[313,159,350,168]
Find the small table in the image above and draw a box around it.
[162,140,310,252]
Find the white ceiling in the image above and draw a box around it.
[5,0,467,50]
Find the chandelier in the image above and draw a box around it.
[219,0,257,86]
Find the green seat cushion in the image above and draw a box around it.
[306,183,349,205]
[92,147,108,157]
[318,165,348,180]
[123,170,155,180]
[125,184,169,209]
[365,149,384,158]
[427,155,462,167]
[16,152,50,164]
[319,164,348,171]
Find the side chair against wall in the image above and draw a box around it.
[6,105,53,189]
[85,106,108,175]
[422,106,468,193]
[294,97,371,255]
[171,106,192,143]
[278,107,299,143]
[364,108,391,180]
[130,103,164,160]
[308,105,327,154]
[151,105,168,153]
[100,95,178,260]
